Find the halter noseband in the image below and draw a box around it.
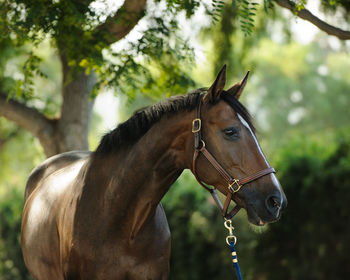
[191,95,276,219]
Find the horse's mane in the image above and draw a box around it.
[95,89,254,154]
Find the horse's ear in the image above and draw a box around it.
[206,65,227,103]
[227,71,250,100]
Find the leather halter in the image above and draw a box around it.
[191,95,276,219]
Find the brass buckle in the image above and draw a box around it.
[192,118,201,133]
[228,179,242,193]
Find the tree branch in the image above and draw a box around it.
[97,0,147,45]
[0,92,57,155]
[275,0,350,40]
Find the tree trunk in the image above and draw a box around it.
[25,56,96,157]
[0,57,96,158]
[53,55,96,154]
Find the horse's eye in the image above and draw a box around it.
[223,127,240,140]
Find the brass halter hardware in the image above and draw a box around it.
[191,94,276,219]
[228,179,242,193]
[192,118,201,133]
[224,219,237,245]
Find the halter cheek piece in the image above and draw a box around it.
[191,95,276,219]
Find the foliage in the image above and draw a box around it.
[0,189,32,280]
[245,38,350,154]
[232,0,260,37]
[200,1,350,156]
[0,0,202,101]
[1,0,349,104]
[209,0,226,23]
[0,122,43,279]
[94,16,196,100]
[201,0,274,80]
[225,0,349,38]
[0,121,44,187]
[252,131,350,280]
[320,0,350,21]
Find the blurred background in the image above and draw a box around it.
[0,0,349,279]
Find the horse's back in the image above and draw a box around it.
[24,150,90,201]
[21,150,90,279]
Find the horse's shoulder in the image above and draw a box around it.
[25,151,91,201]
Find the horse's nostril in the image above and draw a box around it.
[272,197,280,209]
[265,195,281,216]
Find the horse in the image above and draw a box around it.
[21,65,287,279]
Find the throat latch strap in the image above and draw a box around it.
[191,95,276,219]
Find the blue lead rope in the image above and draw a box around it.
[224,219,243,280]
[229,241,243,280]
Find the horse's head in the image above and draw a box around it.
[192,66,287,226]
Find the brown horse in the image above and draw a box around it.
[21,66,287,279]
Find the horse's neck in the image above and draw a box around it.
[84,112,194,238]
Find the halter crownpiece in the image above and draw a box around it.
[191,94,276,219]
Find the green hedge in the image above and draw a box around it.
[0,189,31,279]
[253,135,350,280]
